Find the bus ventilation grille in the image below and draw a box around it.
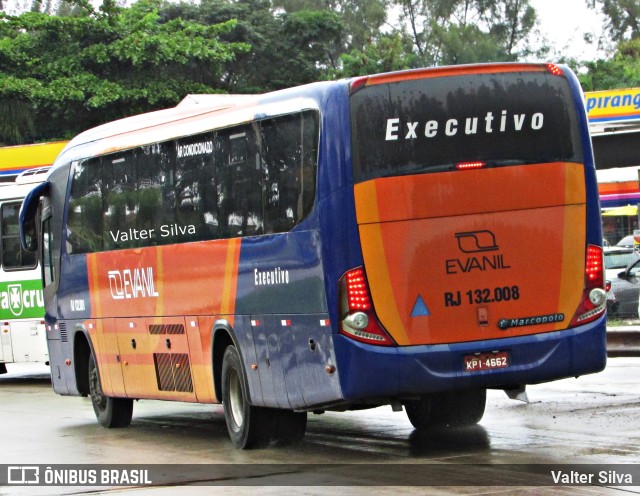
[59,323,68,343]
[153,353,193,393]
[149,324,185,335]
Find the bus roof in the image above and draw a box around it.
[51,88,329,168]
[0,170,49,202]
[50,62,568,171]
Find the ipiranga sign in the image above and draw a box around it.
[585,87,640,124]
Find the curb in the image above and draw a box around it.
[606,328,640,357]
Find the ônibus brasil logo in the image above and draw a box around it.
[0,280,45,319]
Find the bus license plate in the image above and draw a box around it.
[464,351,509,372]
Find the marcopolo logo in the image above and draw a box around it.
[0,280,44,319]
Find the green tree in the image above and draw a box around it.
[338,32,417,76]
[579,38,640,90]
[273,0,389,52]
[160,0,345,92]
[0,99,35,145]
[0,0,248,142]
[576,1,640,90]
[588,0,640,43]
[392,0,538,65]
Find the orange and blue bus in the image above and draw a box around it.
[20,63,607,448]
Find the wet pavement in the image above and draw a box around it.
[0,356,638,495]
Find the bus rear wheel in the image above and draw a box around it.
[88,353,133,428]
[272,409,307,445]
[405,389,486,429]
[221,345,273,449]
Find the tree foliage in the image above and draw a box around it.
[579,39,640,90]
[0,0,248,142]
[392,0,538,66]
[580,0,640,90]
[2,0,640,143]
[588,0,640,43]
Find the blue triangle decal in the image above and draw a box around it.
[411,295,430,317]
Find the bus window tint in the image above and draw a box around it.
[172,135,217,242]
[350,72,583,182]
[104,151,138,249]
[42,217,54,287]
[137,142,173,241]
[261,111,318,233]
[1,202,36,269]
[65,110,319,254]
[67,157,103,254]
[218,126,264,237]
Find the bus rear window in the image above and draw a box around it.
[350,71,583,183]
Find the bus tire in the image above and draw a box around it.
[272,410,307,445]
[405,389,486,429]
[88,353,133,428]
[404,396,432,430]
[429,389,486,427]
[221,345,271,449]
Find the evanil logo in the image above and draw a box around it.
[0,280,45,319]
[108,267,159,300]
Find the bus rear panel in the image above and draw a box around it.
[336,64,605,399]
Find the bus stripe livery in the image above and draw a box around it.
[20,63,607,448]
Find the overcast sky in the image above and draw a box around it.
[530,0,608,61]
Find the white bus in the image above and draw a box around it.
[0,169,50,373]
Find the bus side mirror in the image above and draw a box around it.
[19,181,49,252]
[20,210,39,252]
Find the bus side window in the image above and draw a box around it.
[67,158,103,254]
[42,216,54,287]
[103,151,137,250]
[138,142,172,243]
[173,134,218,242]
[1,202,36,269]
[217,127,263,237]
[261,111,318,234]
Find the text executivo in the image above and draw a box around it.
[385,110,544,141]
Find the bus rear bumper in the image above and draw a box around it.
[332,316,607,402]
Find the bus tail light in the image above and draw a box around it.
[339,267,394,346]
[570,245,606,327]
[545,63,564,76]
[456,161,486,170]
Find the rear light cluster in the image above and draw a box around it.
[545,63,564,76]
[339,267,394,346]
[456,161,486,170]
[570,245,607,326]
